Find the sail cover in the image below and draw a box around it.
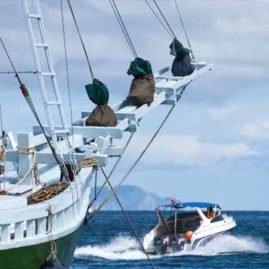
[169,38,190,61]
[85,79,109,105]
[127,57,153,77]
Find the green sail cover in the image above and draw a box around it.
[169,38,189,61]
[127,57,153,77]
[85,79,109,105]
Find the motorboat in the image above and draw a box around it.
[143,201,236,254]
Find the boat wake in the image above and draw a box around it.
[74,234,269,261]
[186,234,269,256]
[74,236,148,260]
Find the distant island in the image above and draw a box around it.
[90,185,171,210]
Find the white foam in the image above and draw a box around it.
[186,234,269,256]
[74,234,269,261]
[75,235,150,260]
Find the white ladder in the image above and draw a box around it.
[22,0,69,155]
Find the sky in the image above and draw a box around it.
[0,0,268,210]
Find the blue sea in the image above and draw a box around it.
[71,211,269,269]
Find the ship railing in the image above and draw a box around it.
[0,179,88,244]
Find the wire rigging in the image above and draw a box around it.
[87,130,136,209]
[174,0,195,60]
[66,0,95,81]
[99,167,156,269]
[109,0,137,58]
[144,0,173,39]
[0,103,3,137]
[0,38,69,181]
[0,70,38,74]
[151,0,176,38]
[61,0,73,133]
[90,103,177,218]
[61,0,77,171]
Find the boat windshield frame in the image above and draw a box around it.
[158,202,221,211]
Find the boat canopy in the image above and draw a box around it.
[162,202,221,209]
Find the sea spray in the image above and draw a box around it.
[75,234,269,261]
[75,235,147,260]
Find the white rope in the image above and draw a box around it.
[6,147,38,192]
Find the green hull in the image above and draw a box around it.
[0,226,82,269]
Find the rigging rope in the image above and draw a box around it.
[109,0,138,58]
[90,103,176,218]
[0,71,38,74]
[144,0,173,39]
[151,0,176,38]
[0,38,70,182]
[174,0,195,61]
[87,130,136,209]
[99,166,156,269]
[30,182,68,203]
[66,0,95,81]
[6,146,39,192]
[61,0,77,172]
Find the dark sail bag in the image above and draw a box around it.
[86,105,117,127]
[171,54,195,76]
[127,74,155,107]
[169,38,195,76]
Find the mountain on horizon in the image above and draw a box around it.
[90,185,171,210]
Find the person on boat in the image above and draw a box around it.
[170,38,195,77]
[206,207,214,219]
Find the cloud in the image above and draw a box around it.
[241,121,269,140]
[207,105,240,120]
[128,134,258,166]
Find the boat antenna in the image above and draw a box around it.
[0,38,69,181]
[174,0,195,60]
[109,0,138,58]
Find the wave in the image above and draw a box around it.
[187,234,269,256]
[74,234,269,261]
[75,235,149,260]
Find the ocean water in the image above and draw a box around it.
[71,211,269,269]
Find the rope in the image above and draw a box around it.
[31,182,68,203]
[66,0,95,81]
[0,71,38,74]
[91,104,176,217]
[78,158,99,170]
[144,0,173,39]
[0,38,70,182]
[61,0,77,174]
[99,167,156,269]
[17,146,35,155]
[0,145,5,162]
[0,145,6,181]
[21,84,69,182]
[6,146,38,192]
[109,0,138,58]
[87,130,136,209]
[0,103,3,138]
[174,0,195,61]
[46,205,58,262]
[152,0,176,38]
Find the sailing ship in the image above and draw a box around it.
[0,0,212,268]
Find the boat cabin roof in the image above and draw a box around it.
[161,202,221,210]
